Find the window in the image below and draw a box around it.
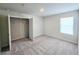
[60,17,74,35]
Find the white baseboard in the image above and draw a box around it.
[44,35,77,45]
[33,34,45,39]
[27,34,77,45]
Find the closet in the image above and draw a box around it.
[0,15,33,53]
[10,17,29,41]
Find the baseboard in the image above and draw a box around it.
[11,37,30,42]
[45,35,77,45]
[11,34,77,45]
[33,34,45,39]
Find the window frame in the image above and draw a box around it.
[60,16,74,35]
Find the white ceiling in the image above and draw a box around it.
[0,3,79,16]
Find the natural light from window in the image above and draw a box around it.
[60,17,74,35]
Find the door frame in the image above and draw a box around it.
[8,15,11,51]
[8,15,33,51]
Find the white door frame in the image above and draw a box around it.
[8,15,11,51]
[8,15,33,51]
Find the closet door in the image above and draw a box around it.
[0,15,9,51]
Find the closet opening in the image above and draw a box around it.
[10,17,29,42]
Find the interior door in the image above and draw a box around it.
[0,15,9,51]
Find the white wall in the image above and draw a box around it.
[44,10,78,44]
[78,20,79,55]
[0,9,32,18]
[0,9,44,40]
[29,18,33,40]
[0,9,34,40]
[33,16,44,39]
[78,10,79,55]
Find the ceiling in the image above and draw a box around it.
[0,3,79,16]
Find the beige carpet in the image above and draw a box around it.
[1,36,78,55]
